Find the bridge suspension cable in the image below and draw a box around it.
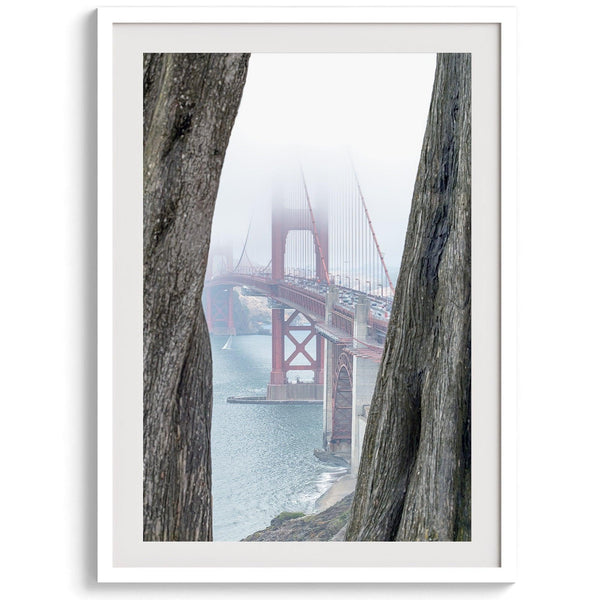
[229,159,395,304]
[323,160,395,302]
[232,219,253,273]
[349,158,396,295]
[301,167,330,285]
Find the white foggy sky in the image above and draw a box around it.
[212,53,436,275]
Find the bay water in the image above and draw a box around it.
[210,333,346,541]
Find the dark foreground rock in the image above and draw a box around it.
[242,493,354,541]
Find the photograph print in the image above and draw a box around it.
[143,51,471,542]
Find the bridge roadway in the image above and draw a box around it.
[206,273,389,360]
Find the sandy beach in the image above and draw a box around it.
[314,473,356,512]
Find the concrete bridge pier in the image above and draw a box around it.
[350,296,379,475]
[322,286,338,449]
[320,291,378,473]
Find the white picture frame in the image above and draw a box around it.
[97,5,516,583]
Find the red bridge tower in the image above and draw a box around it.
[204,245,236,336]
[267,200,327,401]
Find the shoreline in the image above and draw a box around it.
[242,479,356,542]
[239,465,356,541]
[314,473,356,512]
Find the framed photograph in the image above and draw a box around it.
[98,5,516,583]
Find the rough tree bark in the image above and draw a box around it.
[346,53,471,541]
[143,53,249,541]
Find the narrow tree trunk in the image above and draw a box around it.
[143,53,249,541]
[346,53,471,541]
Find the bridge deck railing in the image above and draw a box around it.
[207,273,390,343]
[331,306,354,336]
[278,284,326,320]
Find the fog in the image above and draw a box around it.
[211,53,436,278]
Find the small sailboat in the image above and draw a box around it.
[222,335,233,350]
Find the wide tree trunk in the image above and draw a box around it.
[143,53,249,541]
[346,53,471,541]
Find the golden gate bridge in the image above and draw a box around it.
[204,163,397,467]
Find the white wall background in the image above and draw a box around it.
[1,0,598,597]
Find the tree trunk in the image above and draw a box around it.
[346,53,471,541]
[143,53,249,541]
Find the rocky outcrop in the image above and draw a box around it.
[233,292,271,334]
[242,493,354,541]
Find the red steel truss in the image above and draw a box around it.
[270,309,324,385]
